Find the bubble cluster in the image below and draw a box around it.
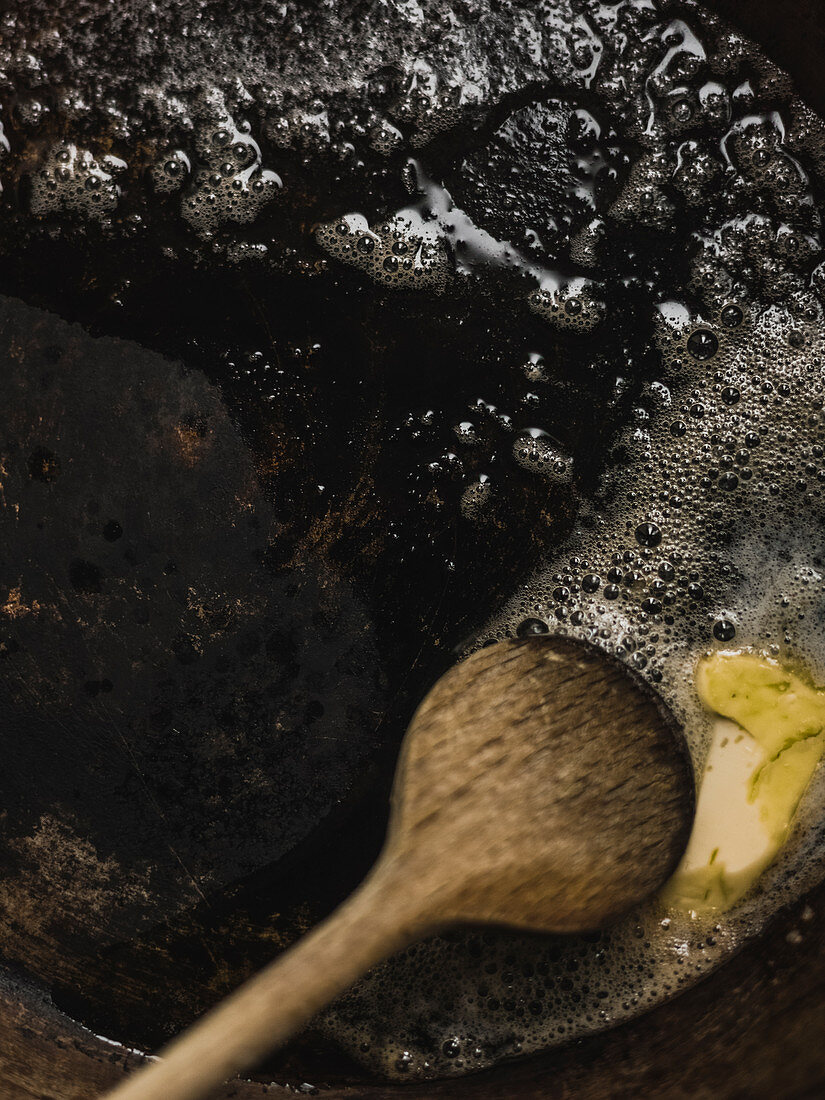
[389,60,468,147]
[487,300,825,681]
[180,96,282,236]
[28,143,124,221]
[315,213,447,290]
[511,430,573,480]
[458,476,493,521]
[269,99,331,153]
[369,116,404,156]
[528,280,607,333]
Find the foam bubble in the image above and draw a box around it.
[150,150,191,195]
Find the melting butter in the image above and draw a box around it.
[664,650,825,913]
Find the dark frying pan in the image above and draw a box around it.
[1,2,825,1097]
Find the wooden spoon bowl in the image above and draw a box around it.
[390,635,694,932]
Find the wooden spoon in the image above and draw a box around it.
[101,635,694,1100]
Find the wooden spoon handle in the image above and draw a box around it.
[100,860,424,1100]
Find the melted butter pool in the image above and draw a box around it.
[665,651,825,912]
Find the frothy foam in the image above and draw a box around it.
[313,1,825,1081]
[320,277,825,1083]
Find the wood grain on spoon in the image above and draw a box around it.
[101,636,695,1100]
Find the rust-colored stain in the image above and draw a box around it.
[0,295,389,1056]
[0,815,153,961]
[172,419,213,467]
[1,583,40,619]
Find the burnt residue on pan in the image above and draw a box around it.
[0,0,608,1071]
[3,0,825,1086]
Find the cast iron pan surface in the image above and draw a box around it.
[0,0,825,1096]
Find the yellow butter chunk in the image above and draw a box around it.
[663,650,825,914]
